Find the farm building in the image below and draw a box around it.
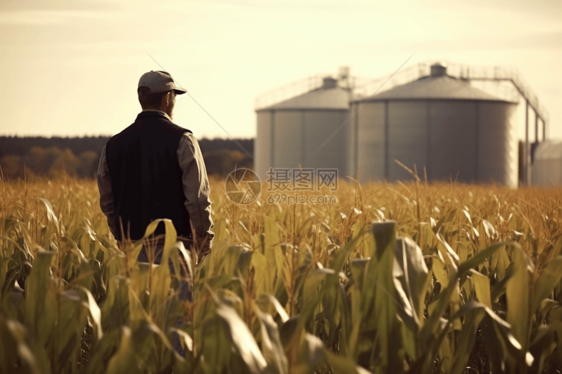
[254,62,549,187]
[532,141,562,187]
[348,64,518,186]
[254,76,351,178]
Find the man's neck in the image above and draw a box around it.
[142,109,172,121]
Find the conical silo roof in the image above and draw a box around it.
[261,77,351,111]
[353,64,516,103]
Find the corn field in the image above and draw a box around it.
[1,175,562,374]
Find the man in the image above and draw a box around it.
[97,70,214,263]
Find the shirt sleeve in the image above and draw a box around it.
[177,133,215,246]
[96,145,116,236]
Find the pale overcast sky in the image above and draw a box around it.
[0,0,560,141]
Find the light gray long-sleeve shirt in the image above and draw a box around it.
[97,111,214,246]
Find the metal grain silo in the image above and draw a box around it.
[348,63,518,186]
[532,141,562,187]
[255,77,350,178]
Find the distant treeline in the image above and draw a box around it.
[0,136,254,179]
[0,136,254,157]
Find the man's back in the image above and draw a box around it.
[98,70,213,257]
[106,111,192,241]
[97,70,213,354]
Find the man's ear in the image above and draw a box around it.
[161,92,170,109]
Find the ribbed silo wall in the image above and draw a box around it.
[549,159,557,186]
[387,101,428,181]
[531,142,562,187]
[428,101,477,183]
[347,109,357,179]
[348,99,516,186]
[256,109,348,178]
[477,102,517,187]
[303,110,348,174]
[550,159,559,186]
[544,159,561,186]
[532,159,561,186]
[272,111,303,170]
[548,158,562,187]
[531,160,544,186]
[255,111,273,177]
[349,102,385,183]
[532,144,562,186]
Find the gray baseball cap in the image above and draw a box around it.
[138,70,187,96]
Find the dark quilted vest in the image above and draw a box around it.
[106,111,192,241]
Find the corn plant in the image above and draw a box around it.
[1,176,562,373]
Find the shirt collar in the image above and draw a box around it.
[142,109,172,122]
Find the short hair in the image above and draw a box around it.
[138,86,169,109]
